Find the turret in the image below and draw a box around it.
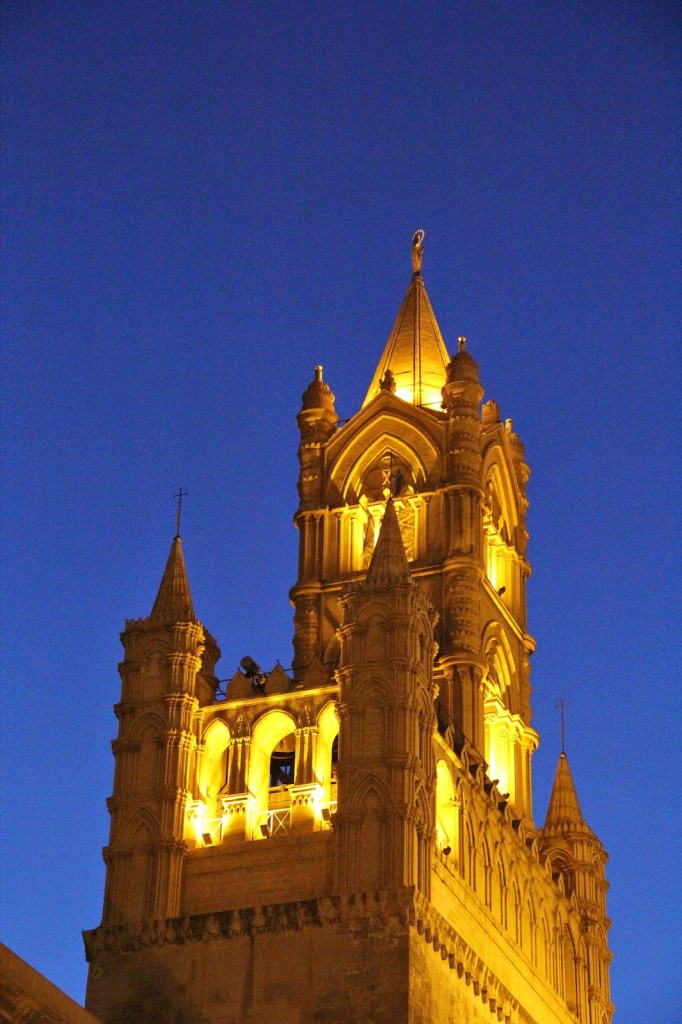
[335,499,438,896]
[437,336,487,758]
[291,366,338,685]
[296,364,338,510]
[539,752,613,1022]
[102,532,219,926]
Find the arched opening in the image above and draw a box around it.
[314,702,339,827]
[482,631,520,807]
[435,759,458,863]
[482,461,518,599]
[248,710,297,839]
[269,734,295,788]
[200,720,229,805]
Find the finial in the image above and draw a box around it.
[458,335,467,353]
[555,698,569,754]
[411,229,425,275]
[314,365,323,382]
[173,488,188,537]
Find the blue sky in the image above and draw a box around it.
[1,3,679,1021]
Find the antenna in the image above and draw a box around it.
[173,488,188,537]
[554,698,569,754]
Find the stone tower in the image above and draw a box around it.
[84,233,612,1024]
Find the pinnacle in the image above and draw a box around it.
[149,535,196,624]
[543,752,588,834]
[364,499,411,588]
[362,246,450,410]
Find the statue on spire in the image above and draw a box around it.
[411,229,425,274]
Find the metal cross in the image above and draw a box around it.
[173,488,188,536]
[555,698,569,754]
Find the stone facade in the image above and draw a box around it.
[84,233,612,1024]
[0,944,102,1024]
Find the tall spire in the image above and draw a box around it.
[362,230,451,409]
[543,753,587,834]
[364,498,411,588]
[150,535,196,624]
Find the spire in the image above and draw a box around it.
[543,752,588,834]
[364,499,411,588]
[362,231,451,410]
[150,535,196,624]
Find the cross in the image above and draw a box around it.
[173,488,188,536]
[555,699,569,754]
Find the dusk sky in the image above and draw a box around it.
[1,3,679,1021]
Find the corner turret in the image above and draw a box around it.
[100,532,220,928]
[296,365,338,513]
[336,500,438,895]
[539,752,613,1021]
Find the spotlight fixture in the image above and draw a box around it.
[260,823,271,838]
[443,846,451,856]
[202,833,213,846]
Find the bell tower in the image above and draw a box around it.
[85,231,612,1024]
[290,230,537,824]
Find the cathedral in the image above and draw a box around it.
[83,232,613,1024]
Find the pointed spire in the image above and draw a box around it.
[543,753,588,834]
[364,499,411,588]
[150,535,196,624]
[362,231,450,410]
